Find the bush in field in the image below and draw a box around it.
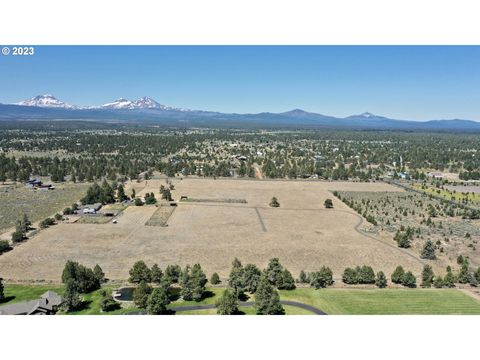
[210,272,221,285]
[129,261,151,283]
[40,217,55,229]
[324,198,334,208]
[391,266,405,284]
[0,240,12,254]
[11,230,25,243]
[297,270,309,284]
[358,265,376,284]
[134,198,144,206]
[216,288,239,315]
[144,192,157,205]
[279,268,296,290]
[402,271,417,288]
[100,290,120,312]
[310,266,334,289]
[269,197,280,208]
[342,268,358,284]
[375,271,387,288]
[433,275,444,288]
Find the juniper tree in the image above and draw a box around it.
[279,268,296,290]
[210,272,221,285]
[265,258,284,288]
[63,279,82,312]
[375,271,387,288]
[421,265,434,288]
[310,266,334,289]
[421,240,436,260]
[391,266,405,284]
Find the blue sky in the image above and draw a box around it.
[0,46,479,120]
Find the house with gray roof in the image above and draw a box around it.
[0,291,63,315]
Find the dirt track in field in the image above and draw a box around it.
[0,178,426,282]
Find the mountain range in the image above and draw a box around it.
[1,94,479,132]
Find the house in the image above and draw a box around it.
[81,203,102,214]
[427,172,444,179]
[0,291,63,315]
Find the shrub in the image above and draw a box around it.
[342,267,358,284]
[375,271,387,288]
[420,240,436,260]
[402,271,417,288]
[391,266,405,284]
[310,266,334,289]
[210,272,221,285]
[40,217,55,228]
[269,197,280,208]
[0,240,12,254]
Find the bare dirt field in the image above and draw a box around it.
[0,179,427,282]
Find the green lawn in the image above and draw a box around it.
[279,288,480,315]
[3,284,480,315]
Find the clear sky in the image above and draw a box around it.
[0,46,479,120]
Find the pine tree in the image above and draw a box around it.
[279,268,296,290]
[391,266,405,284]
[129,261,151,283]
[228,258,245,298]
[133,280,152,309]
[298,270,309,284]
[147,287,170,314]
[243,264,262,293]
[63,279,82,312]
[216,288,239,315]
[265,258,284,287]
[402,271,417,288]
[255,276,284,315]
[421,265,434,288]
[150,264,163,284]
[93,264,106,283]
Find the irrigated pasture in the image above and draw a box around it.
[0,179,427,282]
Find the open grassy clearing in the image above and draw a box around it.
[279,288,480,315]
[413,183,480,205]
[0,178,426,282]
[0,182,90,233]
[0,182,88,232]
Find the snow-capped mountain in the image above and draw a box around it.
[16,94,77,109]
[98,97,190,111]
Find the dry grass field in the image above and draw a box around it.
[0,178,428,282]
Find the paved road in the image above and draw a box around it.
[127,300,327,315]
